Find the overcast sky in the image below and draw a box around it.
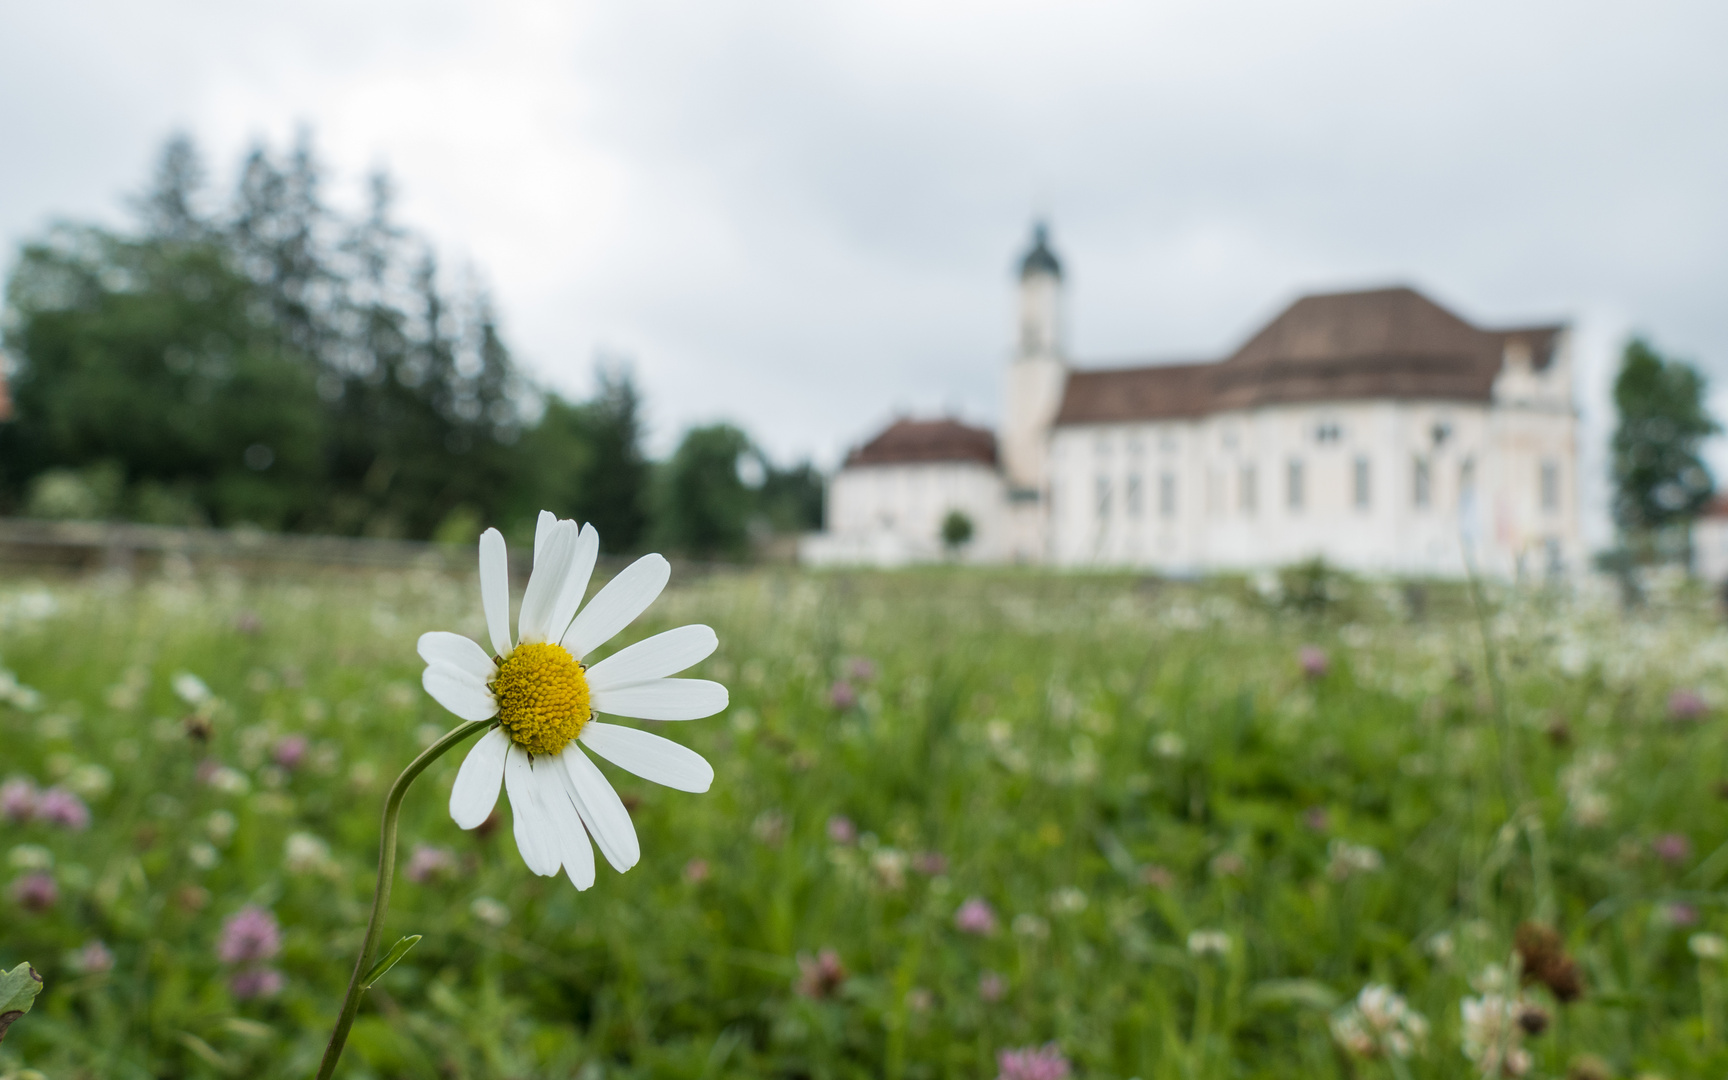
[3,1,1725,542]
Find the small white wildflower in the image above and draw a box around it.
[8,844,53,871]
[172,672,213,706]
[1690,933,1728,960]
[1012,913,1051,940]
[205,766,251,796]
[1187,929,1230,957]
[1426,930,1455,962]
[1460,987,1532,1078]
[67,763,112,799]
[205,810,238,845]
[1327,839,1384,881]
[188,842,220,869]
[1050,886,1088,914]
[470,896,511,927]
[1151,732,1186,759]
[1331,983,1427,1060]
[285,832,336,876]
[870,848,908,890]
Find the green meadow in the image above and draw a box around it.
[2,564,1726,1079]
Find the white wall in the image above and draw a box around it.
[804,460,1007,566]
[1048,393,1580,578]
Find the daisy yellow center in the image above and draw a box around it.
[491,641,590,757]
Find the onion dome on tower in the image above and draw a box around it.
[1019,221,1063,280]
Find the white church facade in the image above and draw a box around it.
[803,225,1582,578]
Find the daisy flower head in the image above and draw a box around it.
[419,512,727,890]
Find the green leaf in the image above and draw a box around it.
[0,962,44,1043]
[361,935,422,990]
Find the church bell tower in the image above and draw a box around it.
[1002,222,1068,496]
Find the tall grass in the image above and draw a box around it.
[1,565,1725,1078]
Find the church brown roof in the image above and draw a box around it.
[1054,286,1564,426]
[844,418,997,467]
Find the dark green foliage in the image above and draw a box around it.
[940,508,974,552]
[651,423,755,559]
[1611,337,1718,538]
[757,458,825,535]
[1,226,325,529]
[565,363,651,553]
[1,133,822,549]
[0,135,525,536]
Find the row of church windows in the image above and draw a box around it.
[1092,419,1463,458]
[1090,457,1564,520]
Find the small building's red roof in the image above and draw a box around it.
[844,418,997,468]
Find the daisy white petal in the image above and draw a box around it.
[504,746,560,876]
[532,509,557,564]
[586,624,719,691]
[580,721,714,793]
[533,760,596,890]
[479,528,512,657]
[560,744,640,873]
[423,667,500,722]
[547,523,600,646]
[417,631,495,684]
[518,520,578,645]
[561,554,671,660]
[591,678,729,721]
[450,726,510,828]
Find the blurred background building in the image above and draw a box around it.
[806,224,1580,578]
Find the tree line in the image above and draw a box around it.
[0,135,821,558]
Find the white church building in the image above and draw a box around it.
[803,225,1582,578]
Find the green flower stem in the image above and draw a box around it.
[313,719,493,1080]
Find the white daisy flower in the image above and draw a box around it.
[418,511,726,890]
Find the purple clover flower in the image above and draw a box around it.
[996,1043,1071,1080]
[1668,689,1709,723]
[1653,833,1692,866]
[829,680,858,710]
[1299,646,1330,679]
[405,844,457,884]
[229,967,285,1000]
[218,906,282,965]
[36,786,90,830]
[273,735,310,770]
[826,815,857,845]
[955,896,999,936]
[1,777,38,822]
[11,872,58,913]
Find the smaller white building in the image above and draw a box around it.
[1695,498,1728,584]
[801,419,1006,565]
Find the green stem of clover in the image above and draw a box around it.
[313,718,494,1080]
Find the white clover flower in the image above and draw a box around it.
[1332,983,1427,1060]
[1050,886,1088,914]
[172,671,213,707]
[1690,932,1728,960]
[1460,992,1531,1078]
[421,513,726,891]
[285,831,337,877]
[8,844,53,871]
[205,810,238,845]
[470,896,511,927]
[1187,929,1230,957]
[1326,839,1384,881]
